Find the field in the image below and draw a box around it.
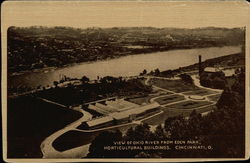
[149,78,201,93]
[7,96,82,158]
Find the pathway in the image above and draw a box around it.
[40,107,92,158]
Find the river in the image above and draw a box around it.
[8,46,241,88]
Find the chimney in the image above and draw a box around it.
[199,55,202,76]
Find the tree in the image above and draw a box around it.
[140,69,147,76]
[53,81,59,87]
[164,115,187,139]
[125,123,153,141]
[100,76,118,83]
[154,124,165,140]
[154,68,160,76]
[179,73,194,85]
[87,130,123,158]
[81,76,90,84]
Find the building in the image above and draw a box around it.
[198,56,226,89]
[86,116,114,129]
[84,102,161,129]
[87,99,139,116]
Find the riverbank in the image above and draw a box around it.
[8,45,233,77]
[8,26,244,74]
[7,46,242,89]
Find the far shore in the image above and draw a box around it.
[8,45,239,77]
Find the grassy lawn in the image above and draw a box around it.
[182,89,217,96]
[127,96,151,105]
[142,105,216,126]
[165,100,213,110]
[142,110,185,125]
[150,78,200,93]
[207,94,222,102]
[7,96,82,158]
[53,124,137,152]
[127,91,171,105]
[155,94,185,105]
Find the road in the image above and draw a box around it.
[40,106,92,158]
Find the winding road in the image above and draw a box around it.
[40,106,92,158]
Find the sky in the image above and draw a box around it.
[2,1,249,29]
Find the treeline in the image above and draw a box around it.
[86,70,245,158]
[8,26,245,73]
[34,76,152,106]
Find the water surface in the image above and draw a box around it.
[9,46,241,88]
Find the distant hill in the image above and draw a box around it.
[7,26,245,73]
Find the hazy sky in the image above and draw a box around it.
[2,1,249,29]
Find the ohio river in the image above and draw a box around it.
[9,46,241,88]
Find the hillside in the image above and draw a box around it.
[7,26,245,73]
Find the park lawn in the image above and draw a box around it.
[142,109,187,125]
[7,96,82,158]
[53,124,137,152]
[167,104,216,114]
[127,96,151,105]
[182,89,217,96]
[142,105,216,126]
[127,91,172,105]
[155,94,185,105]
[150,78,200,93]
[207,94,222,102]
[165,100,213,110]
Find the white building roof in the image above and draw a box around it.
[119,99,138,107]
[105,100,126,110]
[88,104,110,115]
[87,102,160,127]
[95,103,117,112]
[86,116,113,127]
[204,67,221,73]
[109,102,160,120]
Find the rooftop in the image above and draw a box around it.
[86,116,113,127]
[204,67,222,73]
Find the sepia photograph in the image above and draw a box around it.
[1,0,249,162]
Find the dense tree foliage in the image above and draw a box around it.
[178,73,194,85]
[34,76,152,106]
